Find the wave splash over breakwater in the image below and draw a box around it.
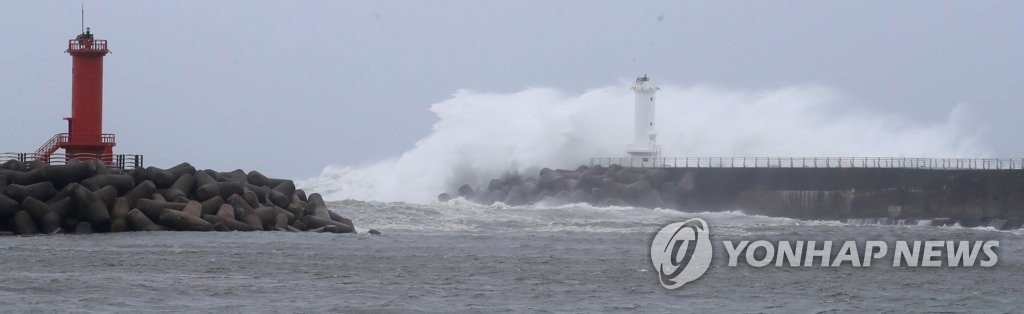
[301,83,988,203]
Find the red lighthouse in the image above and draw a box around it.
[34,27,116,163]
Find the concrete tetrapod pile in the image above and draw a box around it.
[0,159,356,235]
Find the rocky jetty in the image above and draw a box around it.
[0,159,356,235]
[443,165,1024,229]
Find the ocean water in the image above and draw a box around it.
[0,200,1021,312]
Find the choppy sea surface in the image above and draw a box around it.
[0,199,1021,312]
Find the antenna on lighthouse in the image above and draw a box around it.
[80,3,85,34]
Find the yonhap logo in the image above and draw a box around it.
[650,218,1000,290]
[650,218,713,289]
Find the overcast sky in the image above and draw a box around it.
[0,1,1021,179]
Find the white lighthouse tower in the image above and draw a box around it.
[626,75,660,164]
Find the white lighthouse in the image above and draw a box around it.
[626,75,660,164]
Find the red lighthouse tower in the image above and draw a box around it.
[34,27,116,163]
[64,27,114,159]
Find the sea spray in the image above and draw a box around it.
[300,83,988,203]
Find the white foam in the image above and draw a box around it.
[328,199,846,234]
[300,83,987,203]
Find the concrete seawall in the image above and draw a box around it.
[665,168,1024,223]
[445,165,1024,229]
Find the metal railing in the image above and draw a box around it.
[67,39,108,52]
[2,152,143,170]
[31,133,118,162]
[590,157,1024,170]
[33,133,69,157]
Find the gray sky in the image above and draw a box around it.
[1,1,1021,179]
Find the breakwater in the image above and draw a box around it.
[0,159,358,235]
[442,164,1024,229]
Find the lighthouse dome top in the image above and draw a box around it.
[631,74,660,92]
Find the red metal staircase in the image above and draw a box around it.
[33,133,69,162]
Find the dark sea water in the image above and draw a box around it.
[0,200,1021,312]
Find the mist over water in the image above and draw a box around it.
[300,83,989,203]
